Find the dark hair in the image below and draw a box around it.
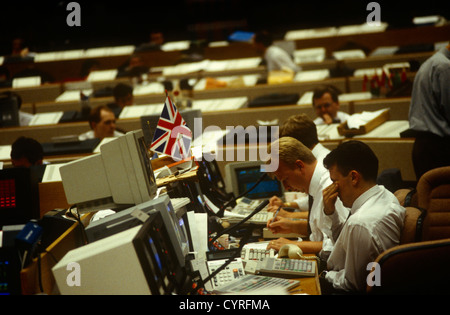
[253,31,273,47]
[312,85,341,105]
[10,136,43,165]
[280,114,319,149]
[323,140,379,182]
[88,105,114,129]
[113,83,133,99]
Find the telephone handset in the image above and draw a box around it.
[278,244,320,266]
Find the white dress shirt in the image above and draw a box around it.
[78,130,124,141]
[265,45,300,73]
[325,185,405,292]
[293,143,331,210]
[307,162,349,259]
[314,111,350,125]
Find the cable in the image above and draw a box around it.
[191,226,255,295]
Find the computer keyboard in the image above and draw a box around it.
[258,257,316,277]
[224,198,273,224]
[224,211,273,224]
[241,247,275,262]
[214,274,299,293]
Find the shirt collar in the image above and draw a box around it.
[351,184,380,215]
[441,46,450,60]
[309,162,326,197]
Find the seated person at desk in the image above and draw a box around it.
[312,85,350,125]
[78,105,124,141]
[10,136,43,167]
[268,114,331,214]
[107,83,134,113]
[253,31,300,73]
[320,140,405,293]
[265,137,348,262]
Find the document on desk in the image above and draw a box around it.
[191,97,248,112]
[186,211,208,260]
[12,76,41,88]
[118,104,164,119]
[346,108,389,129]
[29,112,64,126]
[132,83,165,95]
[56,89,93,102]
[294,70,330,82]
[294,47,326,64]
[42,164,64,183]
[87,69,118,82]
[0,145,11,162]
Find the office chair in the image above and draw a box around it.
[367,238,450,294]
[399,206,424,244]
[415,166,450,241]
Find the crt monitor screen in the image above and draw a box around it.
[133,211,186,294]
[0,167,40,226]
[60,130,157,213]
[235,166,283,199]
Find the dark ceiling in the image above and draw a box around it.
[1,0,449,55]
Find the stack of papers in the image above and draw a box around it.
[294,69,330,82]
[191,97,248,112]
[55,89,93,102]
[346,108,389,129]
[293,47,326,64]
[28,112,64,126]
[118,104,164,119]
[86,69,118,82]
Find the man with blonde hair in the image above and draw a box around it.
[266,137,348,261]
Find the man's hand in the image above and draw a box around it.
[323,182,339,215]
[266,238,297,251]
[322,113,333,125]
[267,196,284,213]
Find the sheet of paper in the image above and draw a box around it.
[12,76,41,88]
[42,164,64,182]
[186,211,208,260]
[0,145,11,161]
[28,111,64,126]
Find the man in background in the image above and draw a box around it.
[312,85,350,125]
[79,105,124,141]
[10,136,43,167]
[408,43,450,180]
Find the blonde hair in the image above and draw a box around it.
[269,136,316,169]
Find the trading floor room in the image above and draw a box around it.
[1,1,450,298]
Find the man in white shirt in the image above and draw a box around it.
[265,137,349,261]
[312,85,350,125]
[253,31,300,73]
[268,114,332,211]
[79,105,124,141]
[321,140,405,293]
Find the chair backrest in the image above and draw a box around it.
[416,166,450,241]
[367,238,450,294]
[399,206,423,244]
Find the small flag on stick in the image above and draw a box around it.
[150,91,192,161]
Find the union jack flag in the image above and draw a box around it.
[150,94,192,161]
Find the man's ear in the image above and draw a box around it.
[350,170,360,185]
[295,160,305,171]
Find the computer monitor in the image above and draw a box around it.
[0,92,20,127]
[140,108,202,148]
[0,167,40,226]
[52,211,187,295]
[224,160,283,200]
[85,194,189,267]
[59,130,157,213]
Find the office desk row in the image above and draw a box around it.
[3,47,425,107]
[3,22,448,84]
